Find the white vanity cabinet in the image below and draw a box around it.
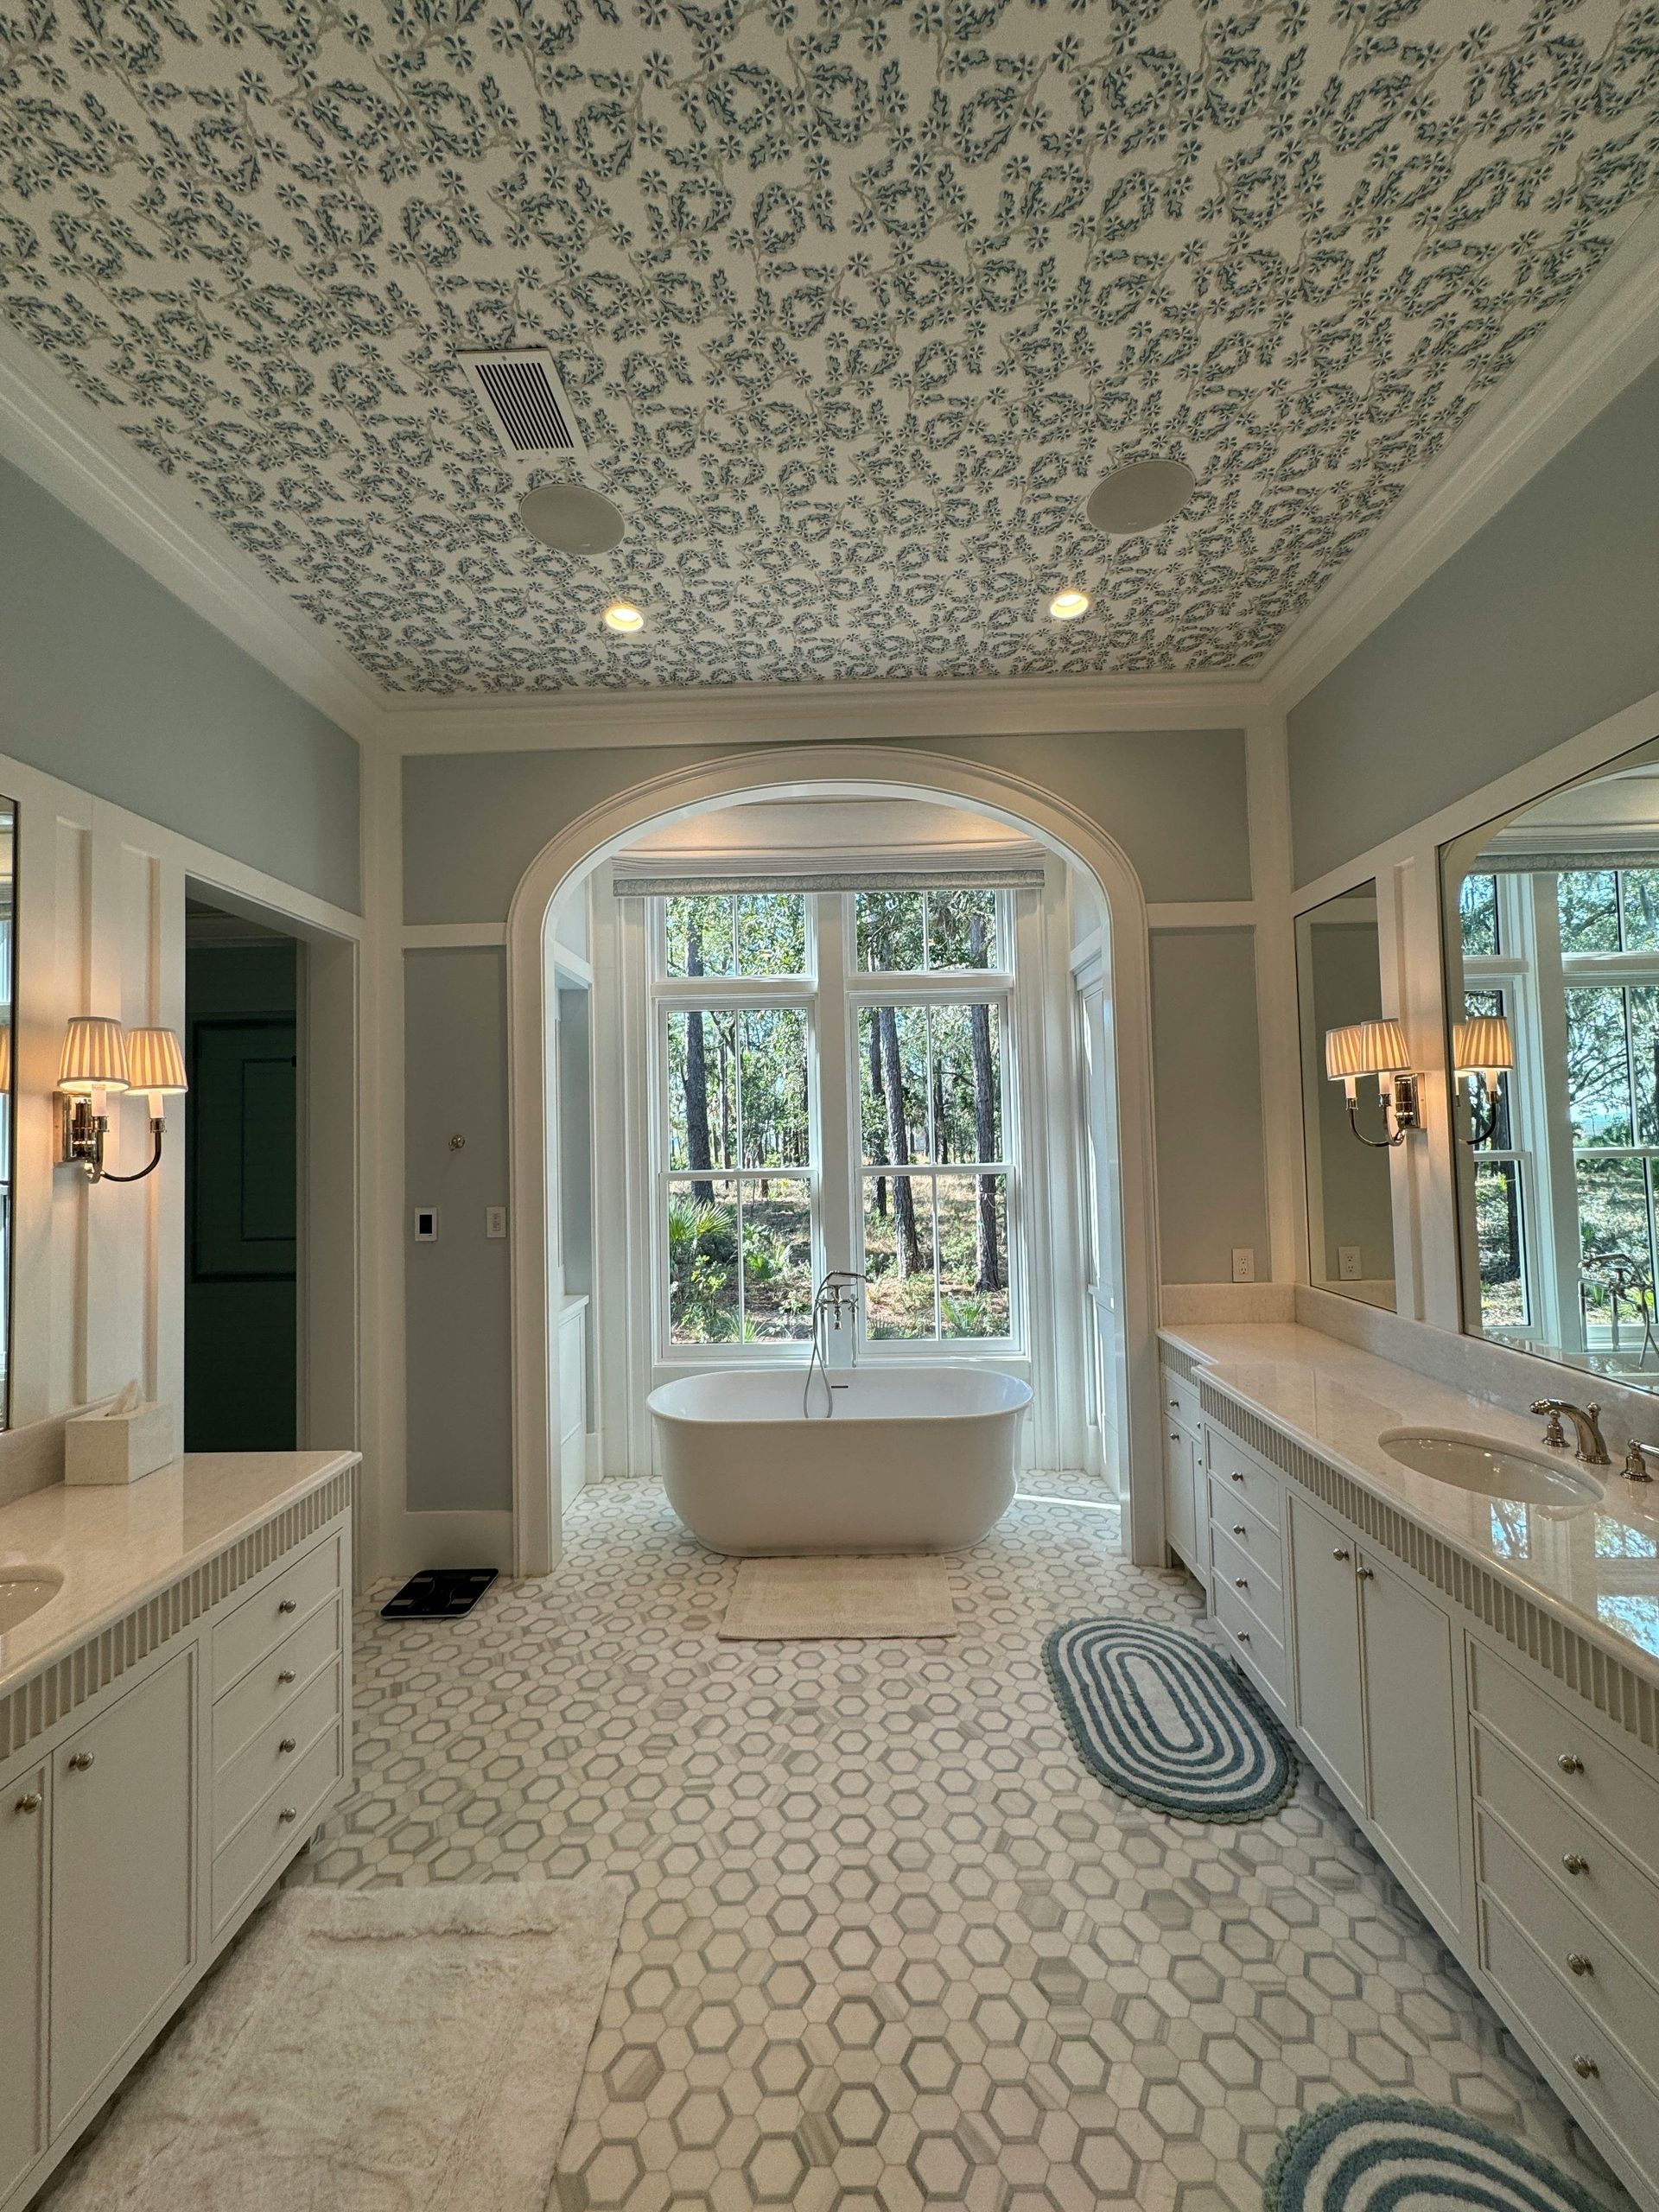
[0,1459,354,2212]
[1159,1363,1208,1589]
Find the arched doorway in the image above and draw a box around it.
[504,745,1164,1574]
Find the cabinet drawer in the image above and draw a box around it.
[1213,1578,1288,1713]
[213,1599,340,1771]
[1210,1517,1283,1624]
[1209,1476,1284,1583]
[1162,1369,1202,1436]
[213,1662,343,1852]
[213,1533,341,1695]
[1473,1724,1659,1985]
[212,1726,342,1938]
[1478,1810,1659,2078]
[1207,1431,1281,1529]
[1469,1643,1659,1886]
[1480,1891,1659,2178]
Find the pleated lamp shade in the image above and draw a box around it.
[124,1027,188,1109]
[1325,1024,1370,1083]
[58,1017,129,1096]
[1452,1014,1514,1084]
[1347,1018,1412,1077]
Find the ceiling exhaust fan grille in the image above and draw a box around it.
[459,349,586,460]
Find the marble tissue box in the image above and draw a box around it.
[65,1400,176,1486]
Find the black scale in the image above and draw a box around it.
[379,1568,499,1620]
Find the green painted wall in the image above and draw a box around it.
[1287,360,1659,887]
[1150,929,1270,1284]
[0,458,361,912]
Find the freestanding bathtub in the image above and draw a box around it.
[646,1364,1032,1554]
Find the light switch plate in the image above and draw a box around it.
[413,1208,438,1242]
[486,1205,507,1239]
[1230,1247,1255,1283]
[1338,1245,1362,1281]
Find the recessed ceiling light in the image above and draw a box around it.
[1049,588,1090,621]
[603,600,645,635]
[1085,458,1197,537]
[519,482,625,556]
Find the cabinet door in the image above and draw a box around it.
[1360,1550,1464,1933]
[50,1651,195,2132]
[1287,1492,1365,1815]
[1163,1423,1198,1568]
[0,1762,48,2200]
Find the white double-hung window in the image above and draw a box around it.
[648,881,1024,1356]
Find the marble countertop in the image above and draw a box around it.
[0,1450,358,1698]
[1159,1320,1659,1683]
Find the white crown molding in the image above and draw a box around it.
[385,670,1262,753]
[0,324,386,748]
[1257,200,1659,715]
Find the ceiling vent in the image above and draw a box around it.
[458,348,587,461]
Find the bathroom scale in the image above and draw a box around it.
[380,1567,499,1620]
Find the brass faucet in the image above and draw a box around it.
[1530,1399,1611,1465]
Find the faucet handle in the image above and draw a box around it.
[1532,1402,1567,1448]
[1624,1440,1654,1484]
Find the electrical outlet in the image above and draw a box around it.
[1230,1247,1255,1284]
[486,1205,507,1239]
[413,1208,438,1242]
[1338,1245,1362,1281]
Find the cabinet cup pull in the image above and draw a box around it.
[278,1737,297,1754]
[277,1599,298,1615]
[1562,1852,1589,1875]
[1567,1952,1594,1977]
[1572,2053,1599,2080]
[1332,1547,1351,1560]
[278,1806,298,1823]
[277,1669,296,1685]
[15,1792,41,1813]
[67,1751,94,1771]
[1558,1752,1585,1774]
[1232,1523,1247,1536]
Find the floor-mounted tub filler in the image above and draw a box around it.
[647,1364,1032,1554]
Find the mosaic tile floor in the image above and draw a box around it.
[294,1476,1630,2212]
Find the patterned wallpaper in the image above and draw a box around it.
[3,0,1656,694]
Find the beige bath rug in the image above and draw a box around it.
[719,1553,957,1639]
[44,1872,626,2212]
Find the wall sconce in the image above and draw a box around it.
[1452,1014,1514,1147]
[1325,1019,1421,1148]
[58,1019,188,1183]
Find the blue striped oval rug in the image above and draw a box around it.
[1266,2097,1612,2212]
[1043,1618,1296,1821]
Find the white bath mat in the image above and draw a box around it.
[719,1554,957,1639]
[44,1872,626,2212]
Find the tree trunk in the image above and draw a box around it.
[969,913,1001,1292]
[878,1004,923,1274]
[867,1013,889,1220]
[683,923,715,1205]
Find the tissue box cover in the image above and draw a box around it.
[65,1402,175,1485]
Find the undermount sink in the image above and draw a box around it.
[1377,1427,1603,1509]
[0,1566,64,1634]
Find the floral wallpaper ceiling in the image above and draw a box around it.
[3,0,1657,693]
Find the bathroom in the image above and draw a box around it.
[1,9,1658,2207]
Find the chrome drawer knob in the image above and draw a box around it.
[1236,1628,1250,1643]
[1332,1548,1351,1561]
[1567,1953,1593,1977]
[1234,1576,1248,1590]
[1232,1523,1247,1536]
[279,1737,297,1754]
[278,1599,298,1615]
[1558,1752,1585,1775]
[277,1669,296,1685]
[1169,1398,1179,1410]
[67,1751,94,1771]
[1230,1471,1245,1484]
[1562,1852,1589,1875]
[279,1806,298,1823]
[1572,2053,1599,2080]
[1356,1566,1375,1581]
[15,1792,41,1814]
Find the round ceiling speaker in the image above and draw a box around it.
[1084,458,1197,537]
[518,481,626,556]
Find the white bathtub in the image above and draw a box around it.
[647,1363,1031,1555]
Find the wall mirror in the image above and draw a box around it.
[0,798,13,1428]
[1443,732,1659,1389]
[1297,880,1397,1308]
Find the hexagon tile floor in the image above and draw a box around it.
[291,1475,1631,2212]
